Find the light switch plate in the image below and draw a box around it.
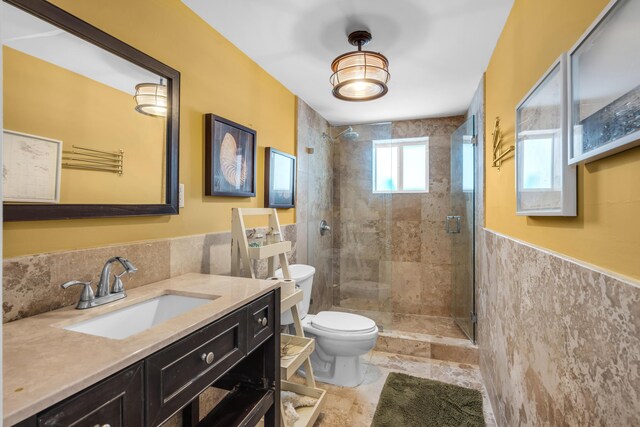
[178,183,185,208]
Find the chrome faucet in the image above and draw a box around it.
[62,256,137,309]
[97,256,138,297]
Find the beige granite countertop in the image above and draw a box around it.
[3,273,280,426]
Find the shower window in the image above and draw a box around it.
[372,137,429,193]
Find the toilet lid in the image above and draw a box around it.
[275,264,316,281]
[311,311,377,334]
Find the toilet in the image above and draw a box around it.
[276,264,378,387]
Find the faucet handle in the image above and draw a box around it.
[111,271,127,294]
[61,281,95,307]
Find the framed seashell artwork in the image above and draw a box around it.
[204,114,257,197]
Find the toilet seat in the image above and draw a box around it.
[310,311,377,334]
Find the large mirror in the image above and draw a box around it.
[2,0,180,221]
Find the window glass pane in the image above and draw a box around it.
[462,143,474,192]
[373,138,428,193]
[522,138,553,189]
[272,154,292,191]
[402,145,426,191]
[375,146,398,191]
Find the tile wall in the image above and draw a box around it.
[333,116,464,317]
[477,229,640,426]
[295,99,334,313]
[3,225,296,322]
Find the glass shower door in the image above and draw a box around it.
[448,116,476,342]
[305,130,334,313]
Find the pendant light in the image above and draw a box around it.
[330,31,390,101]
[134,79,167,117]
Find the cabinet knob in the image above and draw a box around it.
[201,352,215,364]
[93,424,110,427]
[261,317,268,327]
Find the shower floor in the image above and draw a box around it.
[332,306,478,364]
[332,306,466,339]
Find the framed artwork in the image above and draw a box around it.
[264,147,296,208]
[3,130,62,203]
[515,54,576,216]
[204,114,257,197]
[568,0,640,164]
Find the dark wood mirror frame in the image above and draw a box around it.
[3,0,180,221]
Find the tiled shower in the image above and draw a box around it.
[297,99,477,343]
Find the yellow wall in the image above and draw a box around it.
[485,0,640,279]
[4,46,165,204]
[3,0,296,257]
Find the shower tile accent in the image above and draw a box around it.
[477,229,640,426]
[333,116,464,316]
[2,225,296,323]
[295,99,334,313]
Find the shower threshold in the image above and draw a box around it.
[331,306,478,365]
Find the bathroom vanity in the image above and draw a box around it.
[3,274,281,427]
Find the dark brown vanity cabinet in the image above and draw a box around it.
[36,363,144,426]
[13,290,280,427]
[146,309,248,426]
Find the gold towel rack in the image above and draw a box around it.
[491,117,514,170]
[62,145,124,175]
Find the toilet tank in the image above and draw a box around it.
[275,264,315,326]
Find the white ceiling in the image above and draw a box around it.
[183,0,513,125]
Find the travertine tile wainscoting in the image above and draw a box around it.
[477,228,640,426]
[3,225,297,323]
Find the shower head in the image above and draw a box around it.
[323,126,360,142]
[341,127,359,141]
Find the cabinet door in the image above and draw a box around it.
[246,292,275,353]
[146,309,247,426]
[38,363,143,427]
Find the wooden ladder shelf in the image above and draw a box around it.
[231,208,326,427]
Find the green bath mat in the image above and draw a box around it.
[371,372,485,427]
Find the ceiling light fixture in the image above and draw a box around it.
[134,79,167,117]
[330,30,390,102]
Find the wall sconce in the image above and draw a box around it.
[134,79,167,117]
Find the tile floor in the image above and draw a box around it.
[163,350,495,427]
[307,350,496,426]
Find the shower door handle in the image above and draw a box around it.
[446,216,461,234]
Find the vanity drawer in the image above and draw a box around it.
[247,292,275,353]
[145,309,247,426]
[37,362,143,427]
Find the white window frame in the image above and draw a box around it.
[372,137,429,194]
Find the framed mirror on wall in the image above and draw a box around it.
[264,148,295,208]
[2,0,180,221]
[515,54,577,216]
[568,0,640,164]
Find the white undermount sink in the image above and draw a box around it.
[63,294,217,340]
